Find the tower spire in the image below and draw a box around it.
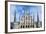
[33,13,34,28]
[14,10,16,22]
[36,11,39,28]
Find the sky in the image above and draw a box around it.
[10,4,42,22]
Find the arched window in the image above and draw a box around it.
[23,25,24,28]
[26,25,27,28]
[21,25,22,28]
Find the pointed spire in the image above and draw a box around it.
[36,11,39,28]
[14,10,16,22]
[33,12,34,28]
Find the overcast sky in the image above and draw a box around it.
[10,4,42,22]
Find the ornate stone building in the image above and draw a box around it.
[19,15,33,28]
[13,9,37,29]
